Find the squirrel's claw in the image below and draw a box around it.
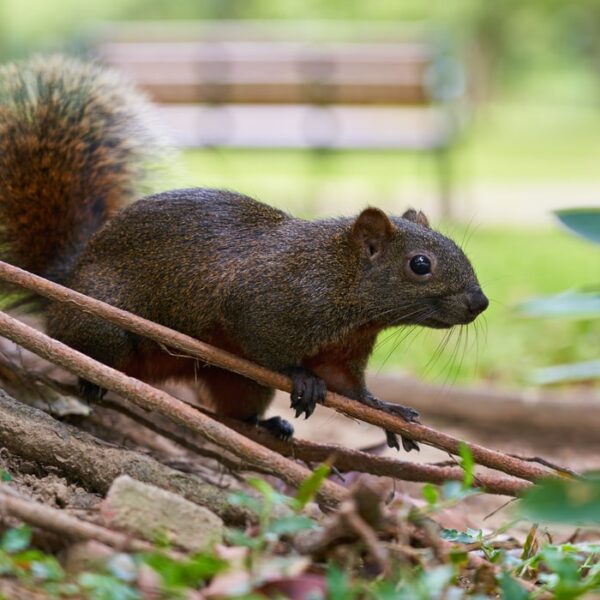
[285,367,326,420]
[385,430,400,450]
[78,378,106,405]
[385,430,420,452]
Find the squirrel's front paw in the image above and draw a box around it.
[258,416,294,441]
[386,404,420,423]
[284,367,327,419]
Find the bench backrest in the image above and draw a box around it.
[95,21,457,107]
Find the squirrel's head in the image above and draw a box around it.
[350,207,488,328]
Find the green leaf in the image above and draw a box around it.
[326,565,352,600]
[224,527,261,550]
[422,483,439,506]
[540,546,580,582]
[440,528,480,544]
[294,463,331,510]
[1,526,32,554]
[498,571,530,600]
[142,552,227,590]
[0,471,12,482]
[555,208,600,245]
[441,480,475,501]
[267,515,317,536]
[78,573,140,600]
[29,555,64,582]
[227,490,262,515]
[520,477,600,524]
[532,360,600,385]
[247,478,277,502]
[518,291,600,319]
[459,442,475,489]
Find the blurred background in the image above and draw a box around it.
[1,0,599,391]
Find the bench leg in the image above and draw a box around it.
[434,146,453,220]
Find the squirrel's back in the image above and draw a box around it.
[0,54,164,292]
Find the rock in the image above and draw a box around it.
[101,475,223,552]
[63,541,114,574]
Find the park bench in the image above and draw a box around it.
[94,21,466,216]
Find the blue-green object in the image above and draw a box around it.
[518,291,600,319]
[532,360,600,385]
[554,208,600,245]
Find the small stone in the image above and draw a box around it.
[101,475,223,552]
[63,541,114,574]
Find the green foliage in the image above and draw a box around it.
[422,483,440,506]
[226,473,320,576]
[1,525,32,554]
[78,573,140,600]
[293,463,331,510]
[498,571,530,600]
[520,476,600,524]
[440,528,480,544]
[517,207,600,384]
[326,565,353,600]
[459,442,475,489]
[141,552,227,591]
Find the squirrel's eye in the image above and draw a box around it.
[409,255,432,276]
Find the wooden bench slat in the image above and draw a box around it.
[136,81,429,105]
[156,104,449,150]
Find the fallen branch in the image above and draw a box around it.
[0,261,556,482]
[0,309,347,508]
[102,395,531,497]
[0,389,252,525]
[0,484,152,553]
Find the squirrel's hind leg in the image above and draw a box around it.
[200,367,293,440]
[48,304,137,405]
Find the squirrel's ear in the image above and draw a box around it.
[352,208,396,258]
[402,208,430,228]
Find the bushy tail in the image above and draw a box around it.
[0,54,167,290]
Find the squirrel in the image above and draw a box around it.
[0,55,488,451]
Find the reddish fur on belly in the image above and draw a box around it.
[120,326,271,419]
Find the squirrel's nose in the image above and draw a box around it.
[467,286,489,316]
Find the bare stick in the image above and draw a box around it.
[0,485,152,553]
[0,261,554,482]
[0,310,346,508]
[103,396,530,497]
